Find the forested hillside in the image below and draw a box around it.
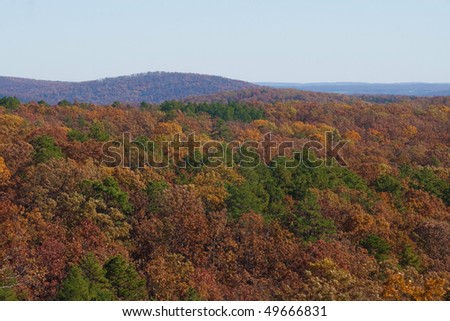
[0,90,449,300]
[0,72,256,104]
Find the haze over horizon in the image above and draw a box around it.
[2,72,450,85]
[1,0,449,83]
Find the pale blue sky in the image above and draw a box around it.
[1,0,449,82]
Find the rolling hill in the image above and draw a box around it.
[0,72,257,104]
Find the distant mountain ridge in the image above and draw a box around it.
[2,73,449,105]
[258,82,450,97]
[0,72,257,104]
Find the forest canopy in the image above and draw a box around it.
[0,89,449,301]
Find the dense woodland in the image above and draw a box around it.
[0,89,449,300]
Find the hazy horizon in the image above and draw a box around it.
[1,0,449,83]
[3,71,450,85]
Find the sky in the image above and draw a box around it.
[0,0,449,83]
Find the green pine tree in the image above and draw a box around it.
[295,189,336,242]
[30,135,63,163]
[79,253,115,300]
[57,265,91,300]
[104,256,148,300]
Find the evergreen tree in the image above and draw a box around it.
[88,121,110,141]
[295,189,336,242]
[58,254,115,301]
[57,265,90,300]
[399,245,421,270]
[81,177,132,214]
[104,256,148,300]
[360,235,391,261]
[57,99,72,107]
[30,135,63,163]
[79,253,115,300]
[0,96,20,110]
